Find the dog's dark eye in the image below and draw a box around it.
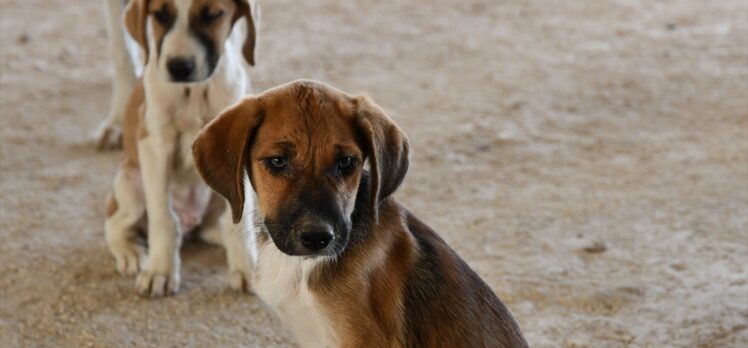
[154,6,172,25]
[265,156,289,173]
[336,156,357,174]
[200,7,224,24]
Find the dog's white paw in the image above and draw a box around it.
[228,268,253,293]
[135,255,180,297]
[94,120,123,151]
[110,242,143,276]
[136,269,180,297]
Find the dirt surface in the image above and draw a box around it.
[1,0,747,347]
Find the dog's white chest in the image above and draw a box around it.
[252,241,337,348]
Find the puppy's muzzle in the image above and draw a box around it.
[267,216,344,257]
[167,56,196,82]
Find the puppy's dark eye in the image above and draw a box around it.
[154,6,172,24]
[336,156,357,174]
[200,7,224,24]
[265,156,289,173]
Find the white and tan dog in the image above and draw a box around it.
[104,0,258,296]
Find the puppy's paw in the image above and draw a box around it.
[94,121,123,151]
[110,242,143,276]
[136,269,180,297]
[228,268,253,293]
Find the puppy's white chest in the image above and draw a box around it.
[253,241,336,348]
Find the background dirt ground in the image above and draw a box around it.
[1,0,747,347]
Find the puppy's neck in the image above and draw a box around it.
[349,171,402,244]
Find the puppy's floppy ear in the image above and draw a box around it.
[124,0,150,61]
[193,97,264,223]
[353,96,409,222]
[233,0,258,66]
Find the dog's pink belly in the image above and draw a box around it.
[171,188,211,234]
[125,167,211,234]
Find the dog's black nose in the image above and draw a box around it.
[300,230,333,251]
[167,57,195,81]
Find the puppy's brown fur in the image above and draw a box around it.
[193,80,528,347]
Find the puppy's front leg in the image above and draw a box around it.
[136,131,181,296]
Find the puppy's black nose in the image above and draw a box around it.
[300,231,333,251]
[167,57,195,81]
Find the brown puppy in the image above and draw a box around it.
[193,80,528,347]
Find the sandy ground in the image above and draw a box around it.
[1,0,747,347]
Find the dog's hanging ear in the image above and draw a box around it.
[193,97,264,223]
[233,0,258,66]
[124,0,150,62]
[353,96,410,222]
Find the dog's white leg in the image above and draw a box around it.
[135,132,181,296]
[199,194,254,292]
[96,0,136,150]
[221,206,255,292]
[198,221,223,245]
[197,193,226,245]
[105,165,146,276]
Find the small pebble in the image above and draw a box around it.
[17,33,30,44]
[583,240,607,253]
[670,263,687,271]
[476,144,491,152]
